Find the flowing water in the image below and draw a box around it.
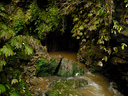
[49,51,123,96]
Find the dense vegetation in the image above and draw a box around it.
[1,0,128,95]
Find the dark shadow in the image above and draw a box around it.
[0,0,12,4]
[37,0,48,9]
[45,15,79,52]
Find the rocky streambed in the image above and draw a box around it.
[21,47,123,96]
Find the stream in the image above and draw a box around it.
[49,51,123,96]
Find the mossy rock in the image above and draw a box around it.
[57,58,84,76]
[50,78,88,89]
[46,82,85,96]
[36,58,59,77]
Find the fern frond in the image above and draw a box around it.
[25,45,33,55]
[0,44,14,57]
[0,59,6,71]
[0,22,16,40]
[0,22,8,29]
[10,37,22,49]
[0,30,12,40]
[8,28,15,37]
[0,84,6,94]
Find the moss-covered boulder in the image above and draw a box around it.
[36,58,61,77]
[57,58,85,76]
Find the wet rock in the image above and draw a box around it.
[49,77,88,89]
[57,58,85,76]
[26,77,51,96]
[65,78,88,88]
[25,76,88,96]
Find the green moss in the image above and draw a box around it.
[57,61,84,76]
[47,82,84,96]
[36,58,59,77]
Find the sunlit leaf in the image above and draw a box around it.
[76,36,80,39]
[102,56,108,62]
[97,61,103,67]
[121,43,127,50]
[88,13,93,17]
[73,18,79,22]
[79,32,83,36]
[11,79,18,85]
[79,25,84,30]
[126,3,128,7]
[89,26,96,31]
[121,45,124,50]
[72,33,77,37]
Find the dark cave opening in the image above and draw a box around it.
[46,31,79,52]
[43,14,79,52]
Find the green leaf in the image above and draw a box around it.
[0,6,5,11]
[126,3,128,7]
[79,32,83,36]
[121,43,127,50]
[0,59,6,71]
[76,36,80,39]
[0,23,8,29]
[73,18,79,22]
[94,20,99,25]
[88,13,93,17]
[25,45,33,55]
[0,84,6,94]
[10,91,19,96]
[79,26,84,30]
[8,28,16,37]
[5,84,10,89]
[72,33,77,37]
[11,79,18,85]
[89,26,96,31]
[124,0,128,3]
[0,45,14,57]
[102,56,108,62]
[10,37,22,49]
[97,61,103,67]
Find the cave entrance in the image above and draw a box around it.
[46,31,79,52]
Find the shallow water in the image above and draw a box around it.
[49,51,123,96]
